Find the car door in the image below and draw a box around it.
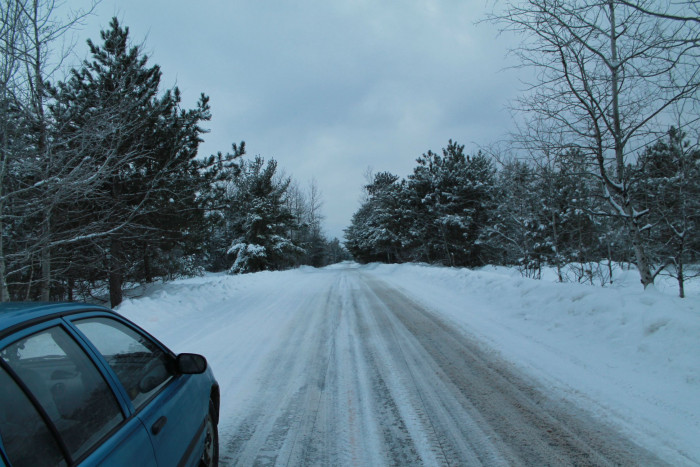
[70,315,209,467]
[0,320,157,467]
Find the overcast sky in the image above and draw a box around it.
[64,0,520,240]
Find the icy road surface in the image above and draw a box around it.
[206,268,662,466]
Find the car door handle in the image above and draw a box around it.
[151,416,167,435]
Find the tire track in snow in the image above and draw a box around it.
[347,280,424,466]
[223,275,334,465]
[355,275,509,466]
[219,267,665,466]
[361,273,666,466]
[222,271,387,466]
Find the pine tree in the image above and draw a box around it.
[633,128,700,297]
[486,154,607,281]
[194,143,245,272]
[225,157,303,273]
[344,171,411,264]
[486,160,541,274]
[50,18,211,305]
[345,141,497,266]
[407,141,495,267]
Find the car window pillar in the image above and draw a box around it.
[61,318,136,417]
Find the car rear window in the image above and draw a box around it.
[0,326,124,461]
[0,366,66,467]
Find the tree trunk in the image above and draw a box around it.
[609,1,654,290]
[440,227,453,267]
[109,238,124,307]
[607,242,614,285]
[143,244,153,283]
[32,0,52,302]
[25,264,34,300]
[0,216,8,301]
[0,104,9,301]
[40,214,51,301]
[109,267,123,308]
[676,233,686,299]
[40,243,51,300]
[627,214,655,288]
[552,212,563,282]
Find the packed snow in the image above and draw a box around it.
[116,262,700,465]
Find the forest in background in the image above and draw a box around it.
[346,0,700,298]
[345,136,700,297]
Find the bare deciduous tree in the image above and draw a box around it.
[489,0,700,288]
[0,0,97,301]
[0,0,26,300]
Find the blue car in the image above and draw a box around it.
[0,303,219,466]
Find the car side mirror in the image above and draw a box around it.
[176,353,208,374]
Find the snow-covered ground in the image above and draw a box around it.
[116,262,700,465]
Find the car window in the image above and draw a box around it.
[0,326,124,461]
[0,366,66,467]
[74,317,173,411]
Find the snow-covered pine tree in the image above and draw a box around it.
[407,141,495,267]
[49,18,211,305]
[344,202,376,263]
[486,153,608,281]
[344,171,411,264]
[196,143,245,272]
[225,157,303,274]
[632,128,700,297]
[486,160,541,275]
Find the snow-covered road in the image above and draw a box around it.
[164,267,662,465]
[117,263,699,466]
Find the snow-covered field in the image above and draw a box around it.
[117,262,700,465]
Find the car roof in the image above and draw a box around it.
[0,302,113,333]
